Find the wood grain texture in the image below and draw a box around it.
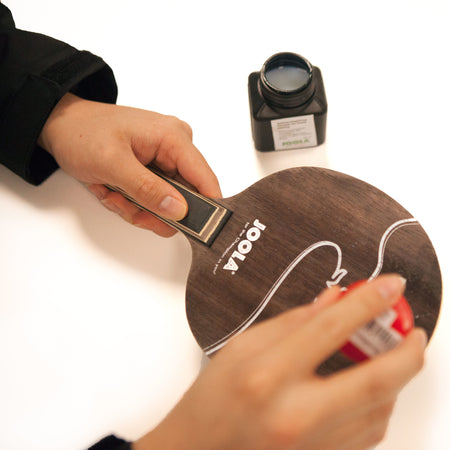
[184,167,442,375]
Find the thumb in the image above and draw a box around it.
[114,160,188,221]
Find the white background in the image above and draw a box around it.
[1,1,450,448]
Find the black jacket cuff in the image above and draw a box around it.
[0,4,118,185]
[88,435,132,450]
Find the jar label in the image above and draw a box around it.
[271,114,317,150]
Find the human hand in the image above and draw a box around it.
[134,274,426,450]
[38,93,221,236]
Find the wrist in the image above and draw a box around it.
[37,92,83,155]
[133,423,186,450]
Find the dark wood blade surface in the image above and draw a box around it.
[184,167,442,374]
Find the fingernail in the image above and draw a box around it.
[87,184,106,200]
[159,196,187,220]
[101,199,121,215]
[416,328,428,349]
[376,275,407,302]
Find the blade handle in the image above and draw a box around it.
[106,167,232,247]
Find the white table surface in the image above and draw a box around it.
[1,1,449,448]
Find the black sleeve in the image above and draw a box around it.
[88,435,132,450]
[0,3,118,185]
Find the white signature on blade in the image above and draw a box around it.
[204,218,419,355]
[203,218,418,355]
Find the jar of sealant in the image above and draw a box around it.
[248,52,327,151]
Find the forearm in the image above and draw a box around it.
[0,3,117,185]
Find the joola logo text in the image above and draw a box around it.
[223,219,266,273]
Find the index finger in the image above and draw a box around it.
[273,274,407,375]
[169,146,222,199]
[152,127,222,200]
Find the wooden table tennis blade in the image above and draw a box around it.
[184,167,442,374]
